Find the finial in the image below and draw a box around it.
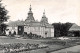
[42,9,46,18]
[30,4,31,7]
[43,9,45,14]
[29,4,32,11]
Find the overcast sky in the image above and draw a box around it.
[1,0,80,25]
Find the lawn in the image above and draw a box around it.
[0,37,64,53]
[0,36,80,53]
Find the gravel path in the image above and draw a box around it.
[51,45,80,53]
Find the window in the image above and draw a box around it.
[45,31,48,35]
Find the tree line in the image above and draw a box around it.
[52,22,73,37]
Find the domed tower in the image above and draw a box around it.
[41,10,48,23]
[25,5,35,22]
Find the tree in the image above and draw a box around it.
[52,22,73,37]
[63,22,73,36]
[52,23,62,37]
[0,0,9,35]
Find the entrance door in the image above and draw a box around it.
[18,26,24,35]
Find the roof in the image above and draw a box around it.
[7,20,24,27]
[24,21,53,27]
[69,23,80,31]
[7,20,53,28]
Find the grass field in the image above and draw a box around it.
[0,36,80,53]
[0,36,65,53]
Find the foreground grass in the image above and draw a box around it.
[0,36,80,53]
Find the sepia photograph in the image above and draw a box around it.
[0,0,80,53]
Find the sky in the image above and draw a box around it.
[1,0,80,25]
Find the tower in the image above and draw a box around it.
[25,5,35,22]
[41,10,48,23]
